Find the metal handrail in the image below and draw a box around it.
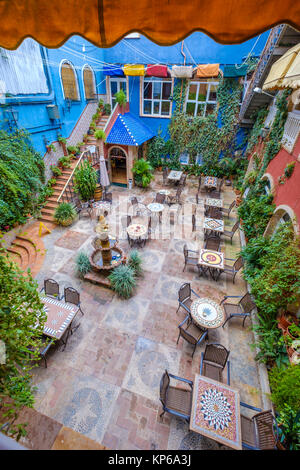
[239,24,286,121]
[57,148,99,204]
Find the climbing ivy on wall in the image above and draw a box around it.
[245,107,269,156]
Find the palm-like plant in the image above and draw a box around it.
[132,159,154,188]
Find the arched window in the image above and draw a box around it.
[60,61,79,101]
[83,65,96,100]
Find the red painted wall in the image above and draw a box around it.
[265,134,300,225]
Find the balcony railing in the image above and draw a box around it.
[281,112,300,153]
[239,24,285,121]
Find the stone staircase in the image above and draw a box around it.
[39,114,109,225]
[6,225,47,277]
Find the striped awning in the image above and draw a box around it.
[263,44,300,91]
[1,1,299,49]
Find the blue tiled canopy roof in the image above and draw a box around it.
[106,112,155,146]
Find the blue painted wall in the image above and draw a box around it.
[0,31,269,155]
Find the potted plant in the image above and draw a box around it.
[83,133,89,143]
[103,103,111,116]
[46,143,56,154]
[58,155,71,168]
[132,159,154,188]
[50,165,62,177]
[94,129,106,142]
[57,136,68,156]
[114,89,127,114]
[54,202,77,226]
[278,310,298,331]
[75,251,91,278]
[73,159,97,201]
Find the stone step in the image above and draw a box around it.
[14,236,38,269]
[7,248,23,268]
[9,243,29,269]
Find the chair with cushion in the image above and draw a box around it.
[222,256,244,283]
[223,220,239,244]
[183,244,199,272]
[221,199,236,218]
[64,286,85,316]
[220,292,256,328]
[200,343,230,385]
[159,370,193,422]
[240,403,279,450]
[204,235,221,251]
[40,278,61,299]
[176,282,200,316]
[177,315,208,358]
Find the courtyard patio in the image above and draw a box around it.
[29,172,264,450]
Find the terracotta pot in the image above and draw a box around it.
[61,142,68,156]
[278,313,298,330]
[158,166,162,171]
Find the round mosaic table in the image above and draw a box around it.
[147,202,164,213]
[127,223,147,240]
[190,298,225,329]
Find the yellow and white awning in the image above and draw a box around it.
[263,43,300,91]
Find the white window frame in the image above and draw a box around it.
[140,77,173,118]
[59,59,80,101]
[108,76,128,109]
[184,80,218,117]
[82,64,96,101]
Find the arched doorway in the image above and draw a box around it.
[264,205,298,238]
[108,146,128,185]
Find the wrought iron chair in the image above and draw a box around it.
[130,196,147,216]
[192,213,202,232]
[64,286,85,316]
[162,167,169,185]
[221,256,244,283]
[208,189,221,199]
[221,199,236,218]
[74,199,92,219]
[103,191,112,205]
[159,370,193,422]
[204,205,223,219]
[204,235,221,251]
[40,278,61,299]
[27,336,55,368]
[200,343,230,385]
[153,192,166,204]
[176,282,200,316]
[168,186,183,205]
[220,292,256,328]
[183,244,199,272]
[223,220,239,244]
[240,403,279,450]
[177,315,208,357]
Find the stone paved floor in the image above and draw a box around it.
[32,172,263,450]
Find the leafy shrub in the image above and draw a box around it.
[269,365,300,414]
[75,251,91,278]
[128,250,143,277]
[103,103,111,115]
[132,159,154,188]
[58,156,71,168]
[0,129,45,229]
[94,129,106,141]
[108,265,136,298]
[73,160,97,201]
[50,165,62,177]
[251,315,289,368]
[276,404,300,450]
[54,202,77,226]
[114,89,127,107]
[238,192,275,240]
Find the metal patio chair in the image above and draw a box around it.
[200,343,230,385]
[221,256,244,283]
[177,315,208,357]
[223,220,239,244]
[27,336,55,368]
[176,282,200,316]
[220,292,256,328]
[159,370,193,422]
[221,199,236,218]
[240,403,279,450]
[204,235,221,251]
[40,278,61,299]
[153,192,166,204]
[63,286,85,316]
[183,244,199,272]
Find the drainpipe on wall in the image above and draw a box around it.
[179,41,187,112]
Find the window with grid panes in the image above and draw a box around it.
[109,78,127,109]
[142,77,172,117]
[61,62,79,100]
[83,66,96,100]
[185,79,218,117]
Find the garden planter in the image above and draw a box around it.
[59,217,76,227]
[278,312,298,330]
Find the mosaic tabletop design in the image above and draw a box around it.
[190,297,225,329]
[203,217,224,232]
[204,176,218,188]
[42,297,79,340]
[205,198,223,208]
[158,189,171,196]
[199,249,224,270]
[147,203,164,212]
[127,223,147,239]
[168,170,183,181]
[190,375,242,450]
